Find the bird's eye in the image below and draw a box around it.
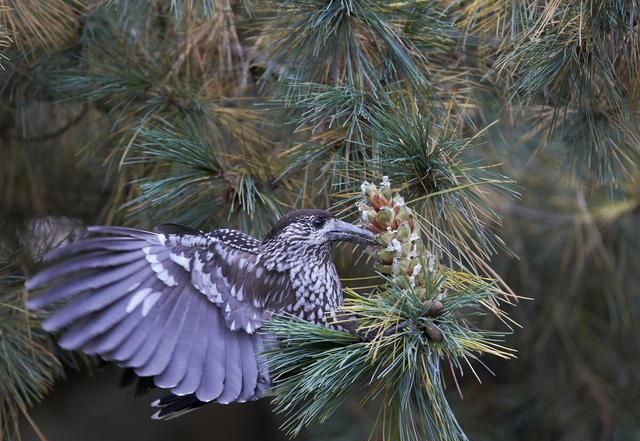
[311,217,327,229]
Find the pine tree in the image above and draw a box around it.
[1,1,638,441]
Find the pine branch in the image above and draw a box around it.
[327,99,516,286]
[263,180,515,441]
[45,5,266,224]
[0,6,11,69]
[0,0,84,52]
[122,116,288,235]
[490,1,640,185]
[0,250,62,441]
[254,0,429,97]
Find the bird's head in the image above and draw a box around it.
[262,209,376,248]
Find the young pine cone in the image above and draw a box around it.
[359,177,430,297]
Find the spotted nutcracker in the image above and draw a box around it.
[25,209,375,419]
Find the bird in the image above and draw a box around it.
[25,209,376,420]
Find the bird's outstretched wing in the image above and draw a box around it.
[25,225,287,404]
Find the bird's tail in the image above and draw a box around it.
[150,394,207,421]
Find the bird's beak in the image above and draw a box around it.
[326,220,377,246]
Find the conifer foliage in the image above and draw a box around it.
[1,1,638,441]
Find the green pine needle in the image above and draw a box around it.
[263,262,514,441]
[0,254,63,441]
[254,0,428,95]
[123,116,286,235]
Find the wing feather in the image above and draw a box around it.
[58,288,146,351]
[196,304,225,401]
[86,226,160,240]
[84,306,146,354]
[133,285,192,377]
[44,237,147,261]
[26,225,276,413]
[238,334,259,402]
[41,266,156,331]
[216,329,242,404]
[154,290,200,388]
[253,335,271,400]
[171,293,208,395]
[26,259,149,310]
[104,280,176,362]
[26,250,143,289]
